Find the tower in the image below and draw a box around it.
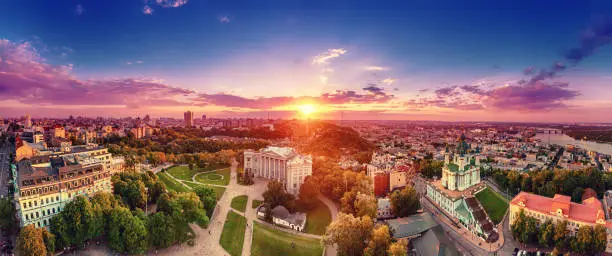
[184,111,193,127]
[25,113,32,128]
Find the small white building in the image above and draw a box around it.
[377,198,394,219]
[257,205,306,232]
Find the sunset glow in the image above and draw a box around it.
[298,104,317,117]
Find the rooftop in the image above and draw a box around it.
[386,212,439,239]
[510,192,607,224]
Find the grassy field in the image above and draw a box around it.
[231,195,248,213]
[195,168,231,186]
[303,199,332,235]
[220,211,247,256]
[251,222,323,256]
[475,187,509,224]
[252,199,263,209]
[167,166,197,181]
[157,172,191,192]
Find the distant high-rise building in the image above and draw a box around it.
[184,111,194,127]
[25,113,32,128]
[201,114,206,120]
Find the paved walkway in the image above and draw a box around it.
[317,194,339,256]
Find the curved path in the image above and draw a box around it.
[317,194,339,256]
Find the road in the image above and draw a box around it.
[0,140,13,199]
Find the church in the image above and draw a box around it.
[425,134,499,242]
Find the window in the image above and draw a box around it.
[43,220,47,226]
[42,211,45,216]
[56,196,59,201]
[52,208,55,214]
[47,209,50,215]
[46,198,49,204]
[35,212,39,218]
[23,203,27,209]
[25,215,29,220]
[34,201,37,206]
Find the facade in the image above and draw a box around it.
[25,113,32,128]
[13,147,117,228]
[184,111,194,127]
[510,192,612,253]
[377,198,394,219]
[243,146,312,195]
[425,134,498,242]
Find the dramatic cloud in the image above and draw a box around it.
[312,48,347,65]
[408,80,579,112]
[565,18,612,64]
[75,5,84,16]
[143,5,153,15]
[483,82,579,111]
[219,16,231,24]
[195,86,395,109]
[0,39,192,108]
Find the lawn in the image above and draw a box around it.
[195,168,231,186]
[220,211,247,256]
[167,166,197,181]
[183,182,226,200]
[475,186,509,224]
[231,195,248,213]
[303,199,332,235]
[251,221,323,256]
[157,172,191,193]
[252,199,263,209]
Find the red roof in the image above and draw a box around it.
[510,192,606,224]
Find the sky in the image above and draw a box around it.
[1,0,612,122]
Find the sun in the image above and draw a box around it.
[298,104,316,116]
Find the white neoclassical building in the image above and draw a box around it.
[244,146,312,195]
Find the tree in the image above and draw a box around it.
[387,239,408,256]
[354,193,377,219]
[298,176,319,210]
[363,225,391,256]
[263,180,295,209]
[60,196,94,247]
[574,225,593,254]
[511,210,525,240]
[340,190,357,215]
[323,213,374,256]
[108,206,133,253]
[148,212,176,249]
[593,224,607,254]
[389,186,420,217]
[41,228,55,255]
[17,225,47,256]
[554,220,569,249]
[49,215,70,250]
[522,217,537,244]
[0,198,16,232]
[123,216,149,254]
[538,220,554,247]
[193,186,217,216]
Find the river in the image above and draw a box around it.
[534,133,612,155]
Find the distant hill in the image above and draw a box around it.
[304,123,374,162]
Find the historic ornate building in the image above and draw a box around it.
[13,145,120,228]
[243,146,312,195]
[425,134,499,242]
[441,134,481,191]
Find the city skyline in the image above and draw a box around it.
[2,1,612,122]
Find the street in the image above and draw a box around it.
[0,140,13,199]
